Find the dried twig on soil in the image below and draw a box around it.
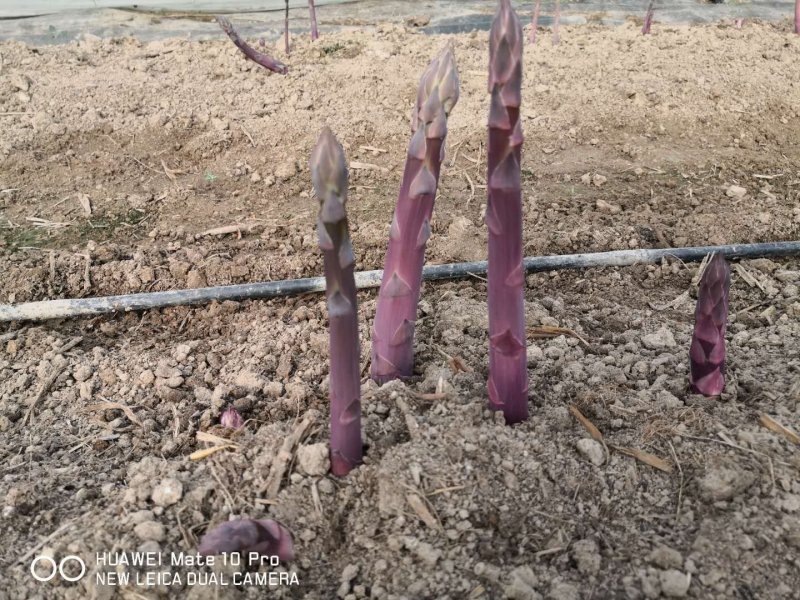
[18,519,78,565]
[216,15,288,75]
[759,414,800,445]
[23,367,62,425]
[569,404,603,442]
[528,325,590,348]
[264,411,317,497]
[610,445,673,473]
[486,0,528,424]
[406,493,442,530]
[83,399,143,428]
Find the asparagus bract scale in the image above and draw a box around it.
[486,0,529,424]
[311,128,362,475]
[370,48,460,384]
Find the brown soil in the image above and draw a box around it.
[1,18,800,600]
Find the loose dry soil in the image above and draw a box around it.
[1,16,800,600]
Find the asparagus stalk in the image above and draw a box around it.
[285,0,291,54]
[795,0,799,34]
[689,254,731,397]
[369,47,460,384]
[309,0,319,40]
[530,0,541,44]
[487,0,529,425]
[216,16,288,75]
[552,0,561,45]
[311,128,362,475]
[642,0,655,34]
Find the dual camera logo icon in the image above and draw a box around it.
[30,555,87,582]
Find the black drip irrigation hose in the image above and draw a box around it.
[1,241,798,323]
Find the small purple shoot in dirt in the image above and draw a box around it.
[309,0,319,41]
[198,519,294,565]
[370,47,460,384]
[285,0,291,54]
[486,0,529,425]
[689,253,731,397]
[734,18,744,30]
[530,0,541,44]
[311,128,363,476]
[552,0,561,45]
[216,16,288,75]
[642,0,655,34]
[220,405,244,430]
[795,0,799,34]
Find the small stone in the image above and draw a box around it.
[656,390,682,409]
[10,73,30,92]
[235,370,265,393]
[173,344,192,362]
[642,326,676,350]
[781,494,800,513]
[134,521,165,542]
[74,365,93,382]
[548,580,579,600]
[413,541,441,566]
[596,199,621,214]
[504,565,541,600]
[526,345,544,366]
[647,545,683,570]
[155,363,181,379]
[274,160,297,181]
[725,185,747,198]
[151,478,183,507]
[250,171,262,183]
[592,174,608,187]
[576,438,605,466]
[163,376,184,389]
[186,270,207,288]
[697,465,756,501]
[659,569,690,597]
[572,538,601,574]
[139,370,155,386]
[211,117,230,131]
[296,443,330,477]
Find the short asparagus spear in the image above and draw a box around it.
[370,47,460,384]
[486,0,529,425]
[689,253,731,396]
[530,0,541,44]
[311,128,362,475]
[309,0,319,40]
[642,0,655,34]
[198,519,294,565]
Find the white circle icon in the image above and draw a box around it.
[30,555,86,582]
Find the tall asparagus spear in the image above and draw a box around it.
[370,48,460,384]
[310,128,362,475]
[486,0,529,425]
[216,16,288,75]
[309,0,319,41]
[689,253,731,397]
[285,0,291,54]
[795,0,799,34]
[530,0,541,44]
[642,0,655,34]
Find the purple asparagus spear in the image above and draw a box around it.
[285,0,291,54]
[642,0,655,34]
[216,16,288,75]
[795,0,799,34]
[198,519,294,565]
[530,0,541,44]
[309,0,319,41]
[552,0,561,45]
[689,253,731,397]
[486,0,529,425]
[311,128,362,476]
[370,47,460,384]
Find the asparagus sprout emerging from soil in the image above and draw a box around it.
[530,0,541,44]
[198,519,295,565]
[642,0,655,34]
[309,0,319,41]
[369,47,460,384]
[216,16,288,75]
[311,128,363,475]
[486,0,529,425]
[220,405,244,430]
[553,0,561,45]
[689,253,731,397]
